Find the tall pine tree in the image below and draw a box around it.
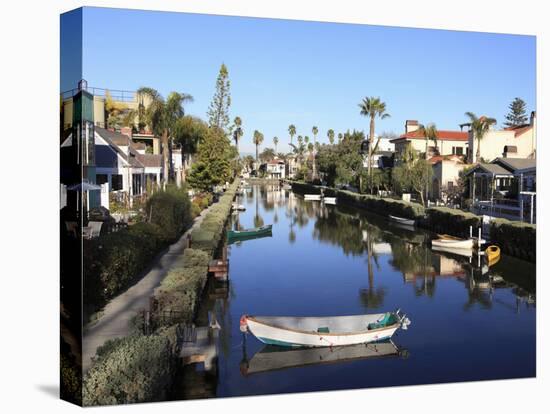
[504,97,528,127]
[207,63,231,134]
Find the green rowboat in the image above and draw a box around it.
[228,224,273,242]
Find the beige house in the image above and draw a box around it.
[391,120,469,159]
[429,155,469,202]
[465,111,536,163]
[62,83,160,154]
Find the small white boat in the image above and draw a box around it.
[431,234,473,250]
[389,215,415,226]
[431,245,473,258]
[231,203,246,211]
[322,197,337,205]
[241,340,402,376]
[304,194,321,201]
[240,311,410,348]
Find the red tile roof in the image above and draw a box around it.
[391,129,468,143]
[503,124,533,137]
[428,154,465,165]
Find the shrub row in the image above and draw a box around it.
[83,182,238,406]
[490,219,536,262]
[290,181,425,220]
[84,187,194,314]
[189,181,239,255]
[82,327,179,406]
[153,248,211,324]
[424,207,482,238]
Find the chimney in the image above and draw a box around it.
[405,120,419,133]
[120,126,133,139]
[530,111,536,126]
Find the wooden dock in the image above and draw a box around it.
[208,259,229,281]
[179,325,219,372]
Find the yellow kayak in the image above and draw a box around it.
[486,245,501,266]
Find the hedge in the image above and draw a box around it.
[291,181,425,220]
[425,207,482,237]
[146,186,193,242]
[153,248,211,324]
[84,188,194,317]
[490,219,536,262]
[82,328,178,406]
[190,180,239,254]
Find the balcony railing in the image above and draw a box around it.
[61,86,137,103]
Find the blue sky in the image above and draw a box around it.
[67,7,535,154]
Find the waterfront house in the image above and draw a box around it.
[464,157,536,223]
[390,120,469,160]
[266,159,286,179]
[463,111,536,163]
[428,155,468,203]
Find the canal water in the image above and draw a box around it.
[186,184,536,398]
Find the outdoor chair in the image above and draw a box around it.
[82,221,103,239]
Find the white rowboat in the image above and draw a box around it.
[304,194,322,201]
[240,311,410,348]
[389,215,415,226]
[431,235,473,250]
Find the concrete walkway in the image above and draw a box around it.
[82,206,213,372]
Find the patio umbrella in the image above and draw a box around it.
[67,182,101,191]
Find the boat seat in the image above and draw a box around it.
[317,327,330,333]
[367,313,397,330]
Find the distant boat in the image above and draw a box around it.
[322,196,337,205]
[240,311,411,348]
[389,215,415,226]
[231,203,246,211]
[240,340,404,376]
[228,224,272,241]
[304,194,322,201]
[431,234,474,250]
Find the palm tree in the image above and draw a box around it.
[138,87,194,185]
[304,135,310,145]
[465,112,497,163]
[327,129,335,145]
[173,115,207,180]
[288,124,296,146]
[273,136,279,154]
[418,123,438,160]
[232,116,243,155]
[312,126,319,180]
[338,132,343,143]
[253,130,264,164]
[358,97,390,191]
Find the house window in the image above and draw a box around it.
[96,174,108,185]
[132,174,142,195]
[447,181,454,190]
[452,147,463,155]
[111,175,123,191]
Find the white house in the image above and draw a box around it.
[465,112,536,163]
[266,159,286,179]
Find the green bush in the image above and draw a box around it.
[83,333,177,406]
[426,207,481,237]
[490,219,536,262]
[84,187,193,317]
[146,186,193,242]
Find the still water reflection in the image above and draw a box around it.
[181,185,536,398]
